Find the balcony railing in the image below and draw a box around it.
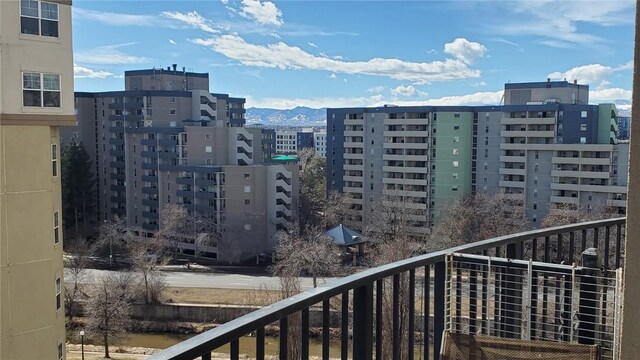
[150,217,626,360]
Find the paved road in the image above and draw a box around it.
[69,268,336,290]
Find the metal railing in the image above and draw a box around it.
[150,217,626,360]
[446,252,624,360]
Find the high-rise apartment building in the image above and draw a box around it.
[66,66,298,262]
[1,0,74,358]
[327,80,628,232]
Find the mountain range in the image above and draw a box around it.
[246,107,327,126]
[246,102,632,127]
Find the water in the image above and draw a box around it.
[77,332,345,358]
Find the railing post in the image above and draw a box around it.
[504,243,522,338]
[433,260,446,359]
[353,283,373,360]
[578,248,600,345]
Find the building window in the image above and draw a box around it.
[245,199,251,205]
[452,185,458,191]
[580,137,587,144]
[581,111,587,118]
[21,0,58,37]
[453,125,460,130]
[452,173,458,179]
[453,136,459,143]
[170,109,176,115]
[23,72,60,107]
[170,96,176,103]
[55,278,61,310]
[244,224,252,231]
[244,173,250,180]
[454,113,460,118]
[205,133,212,140]
[205,146,212,153]
[244,185,251,193]
[452,161,459,167]
[580,124,587,131]
[452,149,459,155]
[51,144,58,177]
[533,203,537,210]
[53,211,59,244]
[534,163,539,172]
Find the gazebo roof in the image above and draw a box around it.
[324,224,367,246]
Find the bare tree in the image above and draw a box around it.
[95,216,129,266]
[155,203,191,261]
[320,191,352,229]
[272,223,342,288]
[217,211,268,264]
[64,238,95,321]
[429,192,529,251]
[542,202,622,265]
[86,271,135,359]
[127,235,168,304]
[542,202,619,228]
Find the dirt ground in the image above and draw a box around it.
[163,286,282,306]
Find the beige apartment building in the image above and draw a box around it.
[0,0,74,359]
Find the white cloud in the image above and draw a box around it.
[329,73,337,79]
[390,85,427,97]
[191,35,481,84]
[426,49,437,54]
[161,11,219,33]
[169,39,177,45]
[367,86,385,94]
[333,55,344,60]
[73,8,158,26]
[220,0,229,4]
[492,1,634,48]
[548,64,613,85]
[443,38,487,64]
[239,0,283,26]
[472,81,487,87]
[76,43,152,65]
[589,88,632,103]
[343,78,348,83]
[308,42,318,48]
[244,90,504,110]
[548,62,632,87]
[73,64,114,79]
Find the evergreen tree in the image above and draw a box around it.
[61,141,96,240]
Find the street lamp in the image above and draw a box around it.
[79,330,85,360]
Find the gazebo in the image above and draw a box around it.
[323,224,368,265]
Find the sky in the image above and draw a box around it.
[72,0,635,110]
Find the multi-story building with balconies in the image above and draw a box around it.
[0,0,74,358]
[327,80,628,233]
[66,66,298,263]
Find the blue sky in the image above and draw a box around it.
[73,0,634,110]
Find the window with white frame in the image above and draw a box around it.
[23,72,60,107]
[51,144,58,177]
[53,211,59,244]
[55,277,61,310]
[20,0,59,37]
